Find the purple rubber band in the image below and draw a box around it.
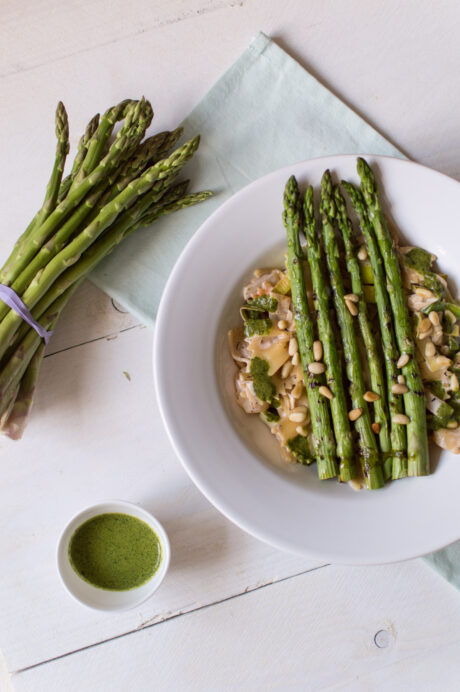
[0,285,53,345]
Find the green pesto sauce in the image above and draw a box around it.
[250,357,276,403]
[68,513,162,591]
[244,317,272,337]
[406,247,433,273]
[286,435,312,465]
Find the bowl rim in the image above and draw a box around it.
[153,153,460,565]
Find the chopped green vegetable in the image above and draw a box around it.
[360,262,374,285]
[423,301,460,320]
[427,381,448,401]
[427,414,449,432]
[244,318,272,338]
[273,273,291,295]
[286,435,312,465]
[247,295,279,312]
[240,306,265,321]
[261,407,280,423]
[447,336,460,355]
[435,400,454,427]
[403,249,445,297]
[363,284,376,303]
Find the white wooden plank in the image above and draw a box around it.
[0,325,322,673]
[45,280,139,355]
[1,0,239,78]
[0,0,460,683]
[0,650,14,692]
[2,0,460,258]
[12,561,460,691]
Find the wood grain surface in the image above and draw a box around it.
[1,0,460,689]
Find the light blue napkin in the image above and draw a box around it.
[90,32,402,323]
[90,32,457,588]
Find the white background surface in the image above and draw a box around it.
[1,1,460,690]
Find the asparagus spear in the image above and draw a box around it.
[3,134,191,311]
[58,113,100,201]
[0,284,78,420]
[0,136,201,361]
[0,343,46,440]
[357,158,429,477]
[283,176,338,479]
[1,181,211,361]
[72,99,138,185]
[0,100,152,287]
[342,181,408,479]
[320,171,383,489]
[303,185,355,482]
[334,185,392,478]
[9,103,70,263]
[0,187,211,430]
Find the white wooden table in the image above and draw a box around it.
[2,1,460,689]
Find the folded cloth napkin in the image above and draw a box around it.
[90,32,458,588]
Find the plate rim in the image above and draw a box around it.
[153,152,460,565]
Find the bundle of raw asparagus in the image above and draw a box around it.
[0,98,211,439]
[283,160,429,489]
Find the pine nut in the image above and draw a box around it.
[344,293,360,303]
[428,310,440,326]
[447,420,459,429]
[363,391,380,402]
[319,385,334,400]
[371,422,380,434]
[277,319,287,330]
[262,281,272,291]
[289,411,306,423]
[292,382,303,399]
[308,362,325,374]
[254,268,264,277]
[432,331,443,346]
[451,374,459,392]
[425,340,436,357]
[313,340,323,361]
[292,405,307,415]
[281,360,293,379]
[357,246,368,261]
[441,345,451,356]
[288,338,298,356]
[278,332,290,342]
[419,330,432,340]
[397,374,406,384]
[393,413,410,425]
[415,287,435,299]
[397,353,410,368]
[348,408,363,421]
[345,299,358,316]
[292,352,300,366]
[419,318,432,333]
[392,383,409,394]
[296,425,308,436]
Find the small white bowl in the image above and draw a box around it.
[57,500,170,611]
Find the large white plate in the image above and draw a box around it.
[154,154,460,565]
